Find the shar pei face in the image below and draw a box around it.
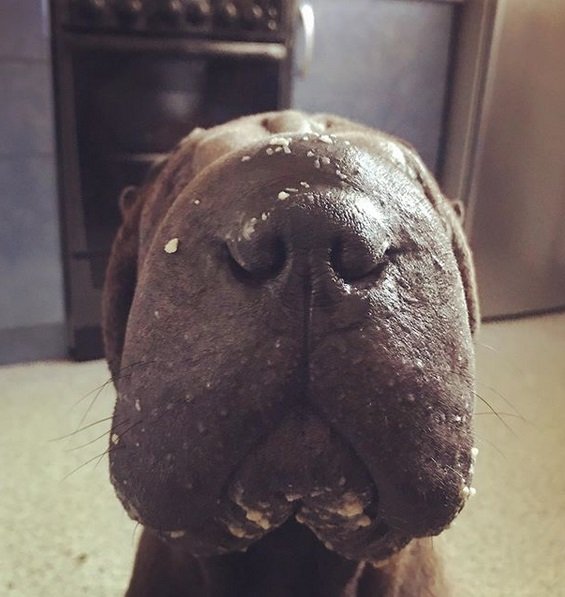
[102,111,479,566]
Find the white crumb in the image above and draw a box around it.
[164,238,179,253]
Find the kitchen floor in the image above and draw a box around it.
[1,313,564,596]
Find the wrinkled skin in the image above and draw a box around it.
[103,111,479,596]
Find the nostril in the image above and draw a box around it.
[330,236,392,285]
[225,236,286,284]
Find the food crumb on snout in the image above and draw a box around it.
[355,515,371,528]
[242,217,259,240]
[227,524,247,538]
[461,485,477,498]
[269,136,290,145]
[164,238,179,253]
[329,492,365,518]
[244,509,272,530]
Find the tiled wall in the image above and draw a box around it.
[0,1,65,357]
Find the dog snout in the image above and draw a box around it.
[225,198,390,288]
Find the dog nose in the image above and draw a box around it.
[225,198,389,286]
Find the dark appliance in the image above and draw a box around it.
[50,0,298,360]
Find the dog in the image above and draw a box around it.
[102,110,479,596]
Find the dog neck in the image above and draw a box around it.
[125,521,445,596]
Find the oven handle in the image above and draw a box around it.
[61,32,287,61]
[296,1,315,78]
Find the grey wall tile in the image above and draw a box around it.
[0,1,50,60]
[0,61,55,156]
[0,156,64,328]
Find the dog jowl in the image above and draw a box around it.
[102,111,479,595]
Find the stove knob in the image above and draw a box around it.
[241,3,264,29]
[185,0,211,24]
[73,0,108,20]
[216,1,239,27]
[150,0,184,25]
[113,0,143,24]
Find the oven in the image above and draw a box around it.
[50,0,299,359]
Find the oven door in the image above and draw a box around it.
[54,35,290,357]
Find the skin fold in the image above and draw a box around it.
[102,111,479,596]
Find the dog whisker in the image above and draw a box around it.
[475,340,498,353]
[61,420,142,480]
[476,380,524,420]
[76,382,114,431]
[473,391,517,438]
[49,415,115,442]
[474,411,525,420]
[131,522,142,548]
[61,450,117,482]
[70,360,155,419]
[64,419,132,452]
[70,377,114,411]
[473,434,507,460]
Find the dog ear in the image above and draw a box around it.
[396,142,480,335]
[102,184,145,381]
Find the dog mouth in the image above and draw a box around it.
[213,481,403,562]
[153,407,412,562]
